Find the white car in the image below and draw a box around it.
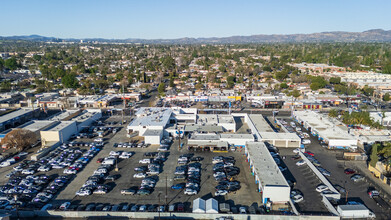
[215,190,228,196]
[38,165,51,172]
[133,173,147,178]
[139,159,151,164]
[109,151,121,156]
[64,169,77,174]
[296,160,306,166]
[22,169,35,175]
[239,207,247,214]
[184,188,198,195]
[76,190,91,196]
[302,139,311,145]
[316,184,329,192]
[296,127,302,132]
[94,138,103,142]
[292,194,303,203]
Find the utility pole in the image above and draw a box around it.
[165,175,168,207]
[122,82,126,124]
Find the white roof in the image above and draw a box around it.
[259,132,301,141]
[220,133,255,140]
[294,110,356,142]
[249,114,275,132]
[205,198,218,214]
[129,107,172,127]
[246,142,289,187]
[192,198,205,213]
[17,120,56,132]
[143,129,163,136]
[44,121,75,132]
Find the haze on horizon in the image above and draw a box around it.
[1,0,391,39]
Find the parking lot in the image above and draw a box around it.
[278,117,391,219]
[63,126,264,212]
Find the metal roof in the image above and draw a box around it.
[246,142,289,187]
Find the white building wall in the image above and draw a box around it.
[263,185,291,204]
[144,134,162,145]
[220,137,253,146]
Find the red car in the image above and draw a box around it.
[344,168,355,175]
[97,158,104,163]
[177,203,184,212]
[304,151,314,156]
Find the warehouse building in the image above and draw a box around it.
[293,111,357,150]
[127,108,172,145]
[220,133,255,147]
[0,120,56,141]
[246,142,291,204]
[197,114,236,132]
[40,121,77,145]
[0,108,39,132]
[248,114,301,148]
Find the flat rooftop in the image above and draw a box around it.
[0,108,34,124]
[249,114,275,132]
[129,107,172,127]
[143,129,163,136]
[190,133,220,141]
[18,120,57,132]
[69,110,101,122]
[184,124,224,133]
[220,133,254,140]
[197,114,218,125]
[49,110,79,121]
[44,121,75,132]
[294,110,356,141]
[218,115,235,124]
[247,142,288,187]
[259,132,301,141]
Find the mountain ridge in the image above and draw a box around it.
[1,29,391,44]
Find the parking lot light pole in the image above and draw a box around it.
[158,192,161,220]
[115,157,119,171]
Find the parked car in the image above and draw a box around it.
[351,174,365,182]
[316,184,329,192]
[296,160,306,166]
[344,168,355,175]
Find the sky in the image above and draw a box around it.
[1,0,391,39]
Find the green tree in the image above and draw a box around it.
[370,143,379,167]
[227,76,236,89]
[310,82,322,91]
[291,89,301,98]
[169,74,175,88]
[328,109,338,118]
[280,83,289,89]
[0,58,4,71]
[329,77,341,84]
[158,82,165,95]
[62,73,79,89]
[383,93,390,102]
[4,57,18,70]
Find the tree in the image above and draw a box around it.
[0,58,4,71]
[280,83,289,89]
[0,129,37,152]
[383,93,390,102]
[227,76,236,89]
[158,82,165,95]
[291,89,301,98]
[62,73,79,89]
[370,143,379,167]
[4,57,18,70]
[310,82,322,91]
[328,109,338,118]
[329,77,341,84]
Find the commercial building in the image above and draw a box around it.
[197,114,236,132]
[40,121,77,146]
[220,133,254,147]
[127,108,172,145]
[245,142,290,204]
[293,111,357,150]
[248,114,301,148]
[0,108,39,132]
[0,120,56,141]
